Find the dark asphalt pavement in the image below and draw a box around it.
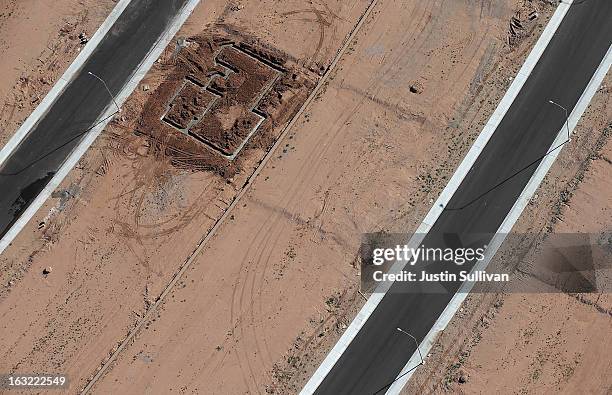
[0,0,189,237]
[315,1,612,394]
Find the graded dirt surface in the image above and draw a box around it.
[0,0,574,394]
[1,0,367,392]
[88,1,560,394]
[405,74,612,394]
[144,27,315,166]
[0,0,114,146]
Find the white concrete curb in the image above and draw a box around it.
[0,0,133,167]
[0,0,202,255]
[387,42,611,394]
[301,1,575,393]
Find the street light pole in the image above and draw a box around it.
[548,100,570,141]
[87,71,121,113]
[396,327,424,365]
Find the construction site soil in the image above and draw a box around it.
[141,27,315,173]
[0,0,115,146]
[2,0,608,394]
[0,0,371,392]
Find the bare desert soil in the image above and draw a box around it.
[1,0,371,392]
[0,0,114,146]
[405,74,612,394]
[0,0,594,394]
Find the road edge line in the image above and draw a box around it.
[75,0,382,391]
[300,1,573,393]
[387,42,612,394]
[0,0,133,167]
[0,0,201,256]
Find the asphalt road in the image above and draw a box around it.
[0,0,189,237]
[315,1,612,394]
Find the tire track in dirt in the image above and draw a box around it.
[98,0,450,390]
[105,132,220,237]
[182,1,416,386]
[81,0,384,392]
[206,1,412,389]
[280,1,344,68]
[329,0,504,235]
[223,6,499,381]
[228,195,306,392]
[245,222,285,391]
[251,222,287,371]
[278,1,437,229]
[230,189,336,393]
[228,234,259,391]
[425,1,501,114]
[387,1,502,228]
[218,21,433,378]
[231,218,281,393]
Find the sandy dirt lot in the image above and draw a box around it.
[1,0,370,392]
[0,0,576,394]
[0,0,114,146]
[87,0,554,394]
[405,73,612,394]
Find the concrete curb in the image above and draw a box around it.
[0,0,201,256]
[301,1,575,393]
[388,41,611,394]
[0,0,133,167]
